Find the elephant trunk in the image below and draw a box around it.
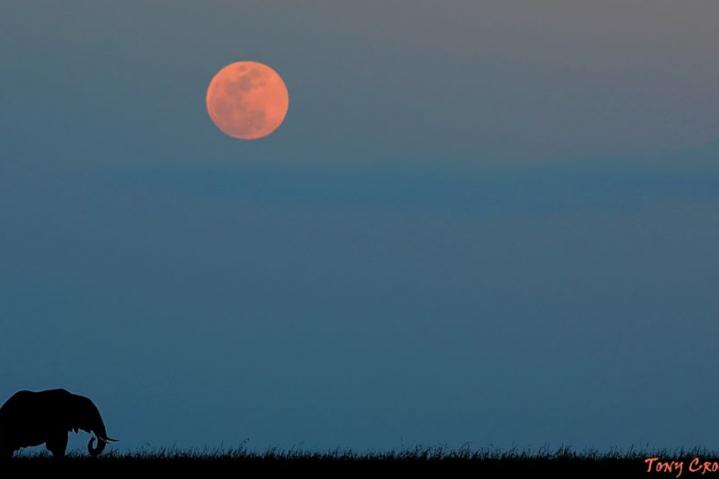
[87,415,108,456]
[88,435,107,456]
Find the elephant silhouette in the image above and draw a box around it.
[0,388,117,458]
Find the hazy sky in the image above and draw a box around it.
[1,1,718,452]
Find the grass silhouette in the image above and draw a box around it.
[4,445,711,476]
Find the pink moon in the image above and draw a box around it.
[206,61,289,140]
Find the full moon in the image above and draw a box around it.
[206,61,289,140]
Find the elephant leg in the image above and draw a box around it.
[46,432,68,458]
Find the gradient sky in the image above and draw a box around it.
[1,1,719,453]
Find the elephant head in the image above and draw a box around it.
[65,394,118,456]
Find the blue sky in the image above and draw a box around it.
[1,1,718,452]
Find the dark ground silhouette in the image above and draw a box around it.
[1,447,709,477]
